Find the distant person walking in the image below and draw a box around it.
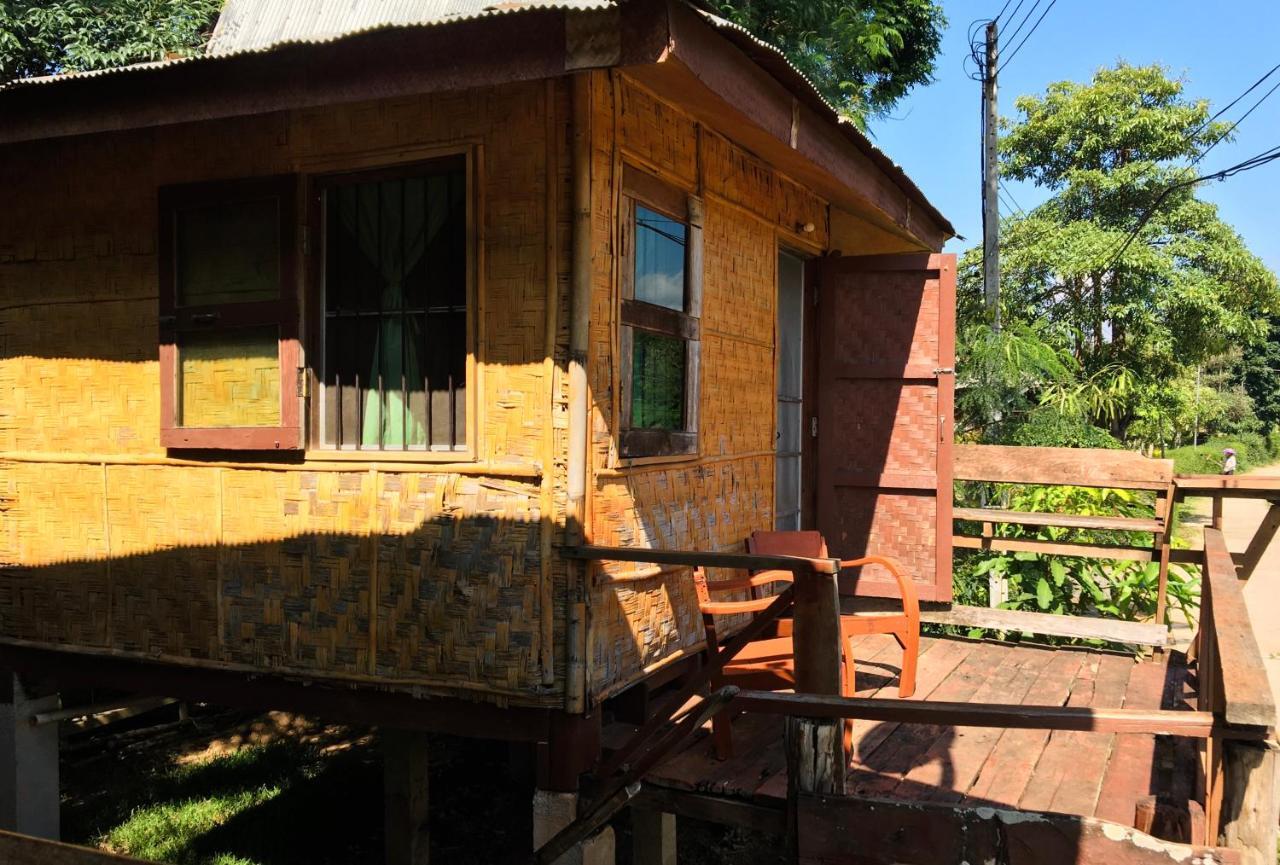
[1223,448,1237,475]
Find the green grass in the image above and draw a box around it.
[67,738,382,865]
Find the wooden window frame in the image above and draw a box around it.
[619,164,703,461]
[304,150,478,461]
[158,175,302,451]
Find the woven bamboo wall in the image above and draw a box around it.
[585,72,830,700]
[0,80,571,704]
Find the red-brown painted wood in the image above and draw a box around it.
[814,253,955,602]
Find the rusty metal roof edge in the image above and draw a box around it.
[692,9,954,240]
[0,1,615,90]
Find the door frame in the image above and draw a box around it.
[774,246,821,531]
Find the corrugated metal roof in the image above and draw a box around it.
[206,0,615,56]
[1,0,615,89]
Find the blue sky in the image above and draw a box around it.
[872,0,1280,273]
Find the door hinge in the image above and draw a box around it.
[301,225,310,256]
[297,367,309,399]
[933,366,955,375]
[810,416,818,438]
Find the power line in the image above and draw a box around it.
[1099,142,1280,272]
[1193,75,1280,166]
[999,180,1028,216]
[991,0,1016,28]
[999,0,1041,55]
[998,0,1059,74]
[1186,62,1280,144]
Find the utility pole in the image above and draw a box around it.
[983,20,1001,332]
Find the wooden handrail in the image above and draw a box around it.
[954,444,1174,489]
[563,544,840,575]
[734,690,1270,740]
[1202,528,1276,728]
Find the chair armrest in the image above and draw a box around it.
[838,556,920,623]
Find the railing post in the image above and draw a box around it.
[786,559,846,809]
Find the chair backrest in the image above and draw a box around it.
[747,530,828,560]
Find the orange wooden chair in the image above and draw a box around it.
[691,531,920,759]
[748,530,920,699]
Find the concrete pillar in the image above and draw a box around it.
[631,806,676,865]
[0,674,59,840]
[383,729,430,865]
[532,789,615,865]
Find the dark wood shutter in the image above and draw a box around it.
[158,175,302,450]
[814,253,955,602]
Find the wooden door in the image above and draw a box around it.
[815,253,955,602]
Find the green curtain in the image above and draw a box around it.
[340,179,449,448]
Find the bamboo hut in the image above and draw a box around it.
[0,0,962,858]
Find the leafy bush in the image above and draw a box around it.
[1009,408,1123,449]
[954,484,1201,636]
[1165,433,1277,475]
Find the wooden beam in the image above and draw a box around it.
[1219,740,1279,862]
[794,794,1244,865]
[1237,502,1280,581]
[952,507,1164,534]
[0,831,151,865]
[953,534,1155,562]
[1174,475,1280,497]
[904,603,1171,647]
[0,643,552,742]
[954,445,1173,489]
[1202,529,1276,728]
[564,545,840,575]
[734,690,1269,739]
[633,786,786,836]
[383,730,430,865]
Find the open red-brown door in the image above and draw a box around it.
[814,253,955,602]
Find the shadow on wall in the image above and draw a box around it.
[1,508,566,698]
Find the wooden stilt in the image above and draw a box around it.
[383,729,430,865]
[1219,739,1279,862]
[630,807,675,865]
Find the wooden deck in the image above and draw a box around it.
[638,634,1197,834]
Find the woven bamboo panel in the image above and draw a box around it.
[375,473,543,690]
[0,463,109,646]
[583,73,839,698]
[178,330,282,428]
[588,455,774,694]
[0,79,569,704]
[701,129,829,248]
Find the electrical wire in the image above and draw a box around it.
[1193,75,1280,166]
[1099,143,1280,272]
[998,0,1041,56]
[1186,63,1280,144]
[997,0,1059,74]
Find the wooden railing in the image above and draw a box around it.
[567,531,1277,861]
[0,831,150,864]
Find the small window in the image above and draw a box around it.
[620,166,703,459]
[158,176,301,450]
[315,157,471,452]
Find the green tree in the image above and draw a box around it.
[705,0,946,123]
[0,0,221,81]
[963,64,1279,441]
[1235,315,1280,428]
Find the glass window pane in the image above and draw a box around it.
[176,198,280,306]
[634,205,687,311]
[179,326,280,428]
[631,330,686,430]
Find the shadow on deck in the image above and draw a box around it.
[624,634,1222,863]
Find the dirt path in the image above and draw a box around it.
[1186,463,1280,709]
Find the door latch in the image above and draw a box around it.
[933,367,955,375]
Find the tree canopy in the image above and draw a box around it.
[705,0,946,124]
[958,64,1280,447]
[0,0,221,81]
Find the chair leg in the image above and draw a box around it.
[712,706,734,760]
[894,627,919,698]
[841,637,857,756]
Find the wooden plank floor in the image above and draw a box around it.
[643,635,1197,827]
